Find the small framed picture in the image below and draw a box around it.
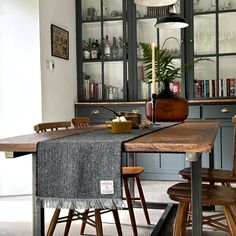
[51,24,69,60]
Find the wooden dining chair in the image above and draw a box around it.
[70,117,150,236]
[34,120,122,236]
[177,116,236,232]
[167,182,236,235]
[33,121,71,133]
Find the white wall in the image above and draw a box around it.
[0,0,41,195]
[0,0,77,195]
[39,0,77,122]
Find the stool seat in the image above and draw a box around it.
[122,166,144,176]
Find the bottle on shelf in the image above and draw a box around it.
[83,40,90,60]
[104,35,111,59]
[95,39,101,59]
[91,39,98,60]
[118,36,123,59]
[111,37,118,59]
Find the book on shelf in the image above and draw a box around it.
[195,78,236,98]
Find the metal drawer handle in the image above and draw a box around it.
[221,107,229,113]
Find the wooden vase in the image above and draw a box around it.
[145,82,189,122]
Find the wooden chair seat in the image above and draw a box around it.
[179,167,236,184]
[168,182,236,235]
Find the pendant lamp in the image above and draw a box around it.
[134,0,177,7]
[154,5,189,29]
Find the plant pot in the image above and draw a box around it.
[145,82,189,122]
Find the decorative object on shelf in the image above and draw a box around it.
[51,24,69,60]
[154,4,189,29]
[134,0,177,7]
[140,43,205,122]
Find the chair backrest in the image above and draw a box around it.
[232,116,236,176]
[33,121,71,133]
[71,117,91,128]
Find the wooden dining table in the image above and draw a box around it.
[0,121,219,236]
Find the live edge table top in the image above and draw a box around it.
[0,121,220,155]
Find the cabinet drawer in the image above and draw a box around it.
[76,106,116,124]
[188,105,201,119]
[202,105,236,119]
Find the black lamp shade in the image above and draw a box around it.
[155,13,189,29]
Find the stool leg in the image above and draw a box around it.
[112,209,123,236]
[224,206,236,235]
[95,209,103,236]
[135,176,150,225]
[80,208,89,235]
[47,208,61,236]
[173,202,188,236]
[123,177,138,236]
[64,209,74,236]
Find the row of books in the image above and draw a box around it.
[194,78,236,97]
[140,81,182,100]
[83,80,122,100]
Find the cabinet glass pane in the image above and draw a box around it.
[194,0,216,13]
[83,62,102,100]
[103,0,123,19]
[137,19,157,45]
[137,58,182,100]
[219,56,236,97]
[159,29,181,57]
[104,62,123,100]
[194,14,216,55]
[219,12,236,54]
[194,57,216,98]
[82,0,101,21]
[82,22,101,42]
[103,21,123,60]
[219,0,236,11]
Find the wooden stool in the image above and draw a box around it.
[47,208,122,236]
[122,166,150,236]
[167,182,236,236]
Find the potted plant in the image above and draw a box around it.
[139,42,204,122]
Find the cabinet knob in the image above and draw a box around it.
[221,107,229,113]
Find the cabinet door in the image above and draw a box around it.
[78,0,127,102]
[221,122,234,170]
[190,0,236,99]
[135,1,184,101]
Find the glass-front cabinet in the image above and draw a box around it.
[77,0,127,101]
[192,0,236,99]
[76,0,236,102]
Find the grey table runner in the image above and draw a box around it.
[36,122,178,209]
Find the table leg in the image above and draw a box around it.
[187,152,202,236]
[32,153,45,236]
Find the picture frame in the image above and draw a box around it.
[51,24,69,60]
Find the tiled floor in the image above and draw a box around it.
[0,181,229,236]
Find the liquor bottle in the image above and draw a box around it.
[83,40,90,60]
[95,39,101,59]
[91,39,98,59]
[104,35,111,59]
[87,38,93,59]
[118,36,123,59]
[111,37,118,59]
